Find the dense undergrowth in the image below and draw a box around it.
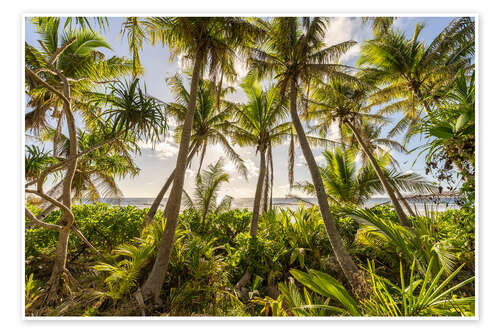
[25,202,475,317]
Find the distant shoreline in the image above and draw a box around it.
[86,196,459,212]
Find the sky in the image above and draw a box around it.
[25,16,457,198]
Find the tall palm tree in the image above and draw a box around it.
[306,77,412,226]
[228,78,290,238]
[357,18,474,140]
[246,17,368,296]
[340,120,418,216]
[141,74,247,228]
[139,17,262,304]
[183,158,233,227]
[296,148,435,206]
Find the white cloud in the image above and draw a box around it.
[324,17,371,63]
[296,153,326,167]
[138,139,179,160]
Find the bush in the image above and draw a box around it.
[25,203,145,260]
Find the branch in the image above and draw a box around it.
[41,37,76,66]
[25,208,62,231]
[71,225,101,255]
[25,189,73,218]
[25,66,69,105]
[25,133,123,188]
[67,77,119,85]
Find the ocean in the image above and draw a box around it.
[92,197,458,212]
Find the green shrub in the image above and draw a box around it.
[25,203,145,259]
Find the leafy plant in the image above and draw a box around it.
[363,259,474,316]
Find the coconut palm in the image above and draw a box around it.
[183,158,233,227]
[141,74,247,228]
[357,17,474,140]
[340,121,418,216]
[296,148,435,206]
[139,17,262,304]
[227,78,290,237]
[245,17,369,296]
[306,77,412,227]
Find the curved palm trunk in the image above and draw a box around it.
[141,143,199,228]
[250,148,267,237]
[141,49,205,304]
[289,83,367,297]
[345,120,410,227]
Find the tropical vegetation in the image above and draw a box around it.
[24,16,475,317]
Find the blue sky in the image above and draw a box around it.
[25,16,458,198]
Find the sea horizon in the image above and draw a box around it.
[89,196,459,212]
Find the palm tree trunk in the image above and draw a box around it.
[236,146,267,297]
[268,146,274,210]
[196,141,208,177]
[141,143,199,228]
[345,120,410,227]
[250,147,266,237]
[289,82,367,297]
[141,48,205,304]
[395,188,416,217]
[262,160,269,213]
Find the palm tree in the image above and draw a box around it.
[139,17,262,304]
[246,17,368,296]
[228,78,290,237]
[357,17,474,140]
[340,121,418,216]
[183,158,233,227]
[306,77,413,226]
[296,148,435,206]
[141,74,247,228]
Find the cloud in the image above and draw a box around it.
[138,139,179,160]
[324,17,371,63]
[296,153,326,167]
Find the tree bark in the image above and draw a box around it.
[261,159,269,213]
[345,120,410,227]
[250,147,267,237]
[141,48,205,304]
[141,143,199,229]
[289,82,367,297]
[395,188,416,217]
[45,75,78,304]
